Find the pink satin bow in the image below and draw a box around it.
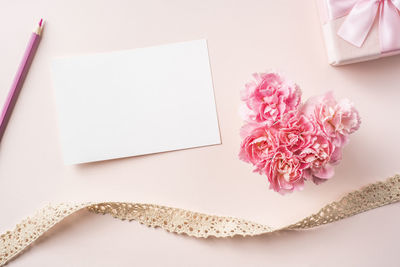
[325,0,400,53]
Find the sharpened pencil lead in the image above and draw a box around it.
[35,19,45,35]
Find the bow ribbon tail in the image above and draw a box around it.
[337,0,380,47]
[379,0,400,53]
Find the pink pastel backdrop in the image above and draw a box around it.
[1,0,400,266]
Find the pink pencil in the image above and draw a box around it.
[0,19,44,142]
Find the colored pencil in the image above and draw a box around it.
[0,19,44,142]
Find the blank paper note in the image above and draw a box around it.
[51,40,221,164]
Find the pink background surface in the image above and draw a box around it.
[1,0,400,266]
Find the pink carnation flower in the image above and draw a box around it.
[265,147,308,194]
[300,135,335,184]
[241,72,301,126]
[239,123,279,173]
[301,91,361,148]
[278,112,319,153]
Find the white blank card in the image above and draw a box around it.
[51,40,221,164]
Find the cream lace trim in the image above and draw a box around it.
[1,175,400,266]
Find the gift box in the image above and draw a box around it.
[317,0,400,66]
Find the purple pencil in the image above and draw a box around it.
[0,19,44,142]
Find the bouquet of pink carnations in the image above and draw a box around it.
[239,72,361,194]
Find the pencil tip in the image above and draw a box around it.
[35,19,45,35]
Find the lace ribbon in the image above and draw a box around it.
[1,174,400,266]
